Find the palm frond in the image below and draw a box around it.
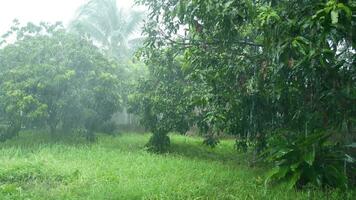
[123,10,145,36]
[70,0,145,59]
[69,20,108,46]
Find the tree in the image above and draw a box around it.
[0,22,124,140]
[135,0,355,187]
[129,49,194,152]
[136,0,355,144]
[70,0,144,60]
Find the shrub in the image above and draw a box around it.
[146,131,170,153]
[264,131,349,189]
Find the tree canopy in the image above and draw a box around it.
[0,22,124,140]
[131,0,355,187]
[133,0,355,144]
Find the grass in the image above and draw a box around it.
[0,131,354,200]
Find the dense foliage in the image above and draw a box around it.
[264,131,348,189]
[133,0,355,188]
[129,49,194,152]
[0,22,124,140]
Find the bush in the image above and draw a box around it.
[263,131,349,189]
[146,131,170,153]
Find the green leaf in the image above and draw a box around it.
[287,170,301,189]
[290,162,301,171]
[337,3,352,19]
[272,148,293,159]
[331,10,338,24]
[266,166,280,180]
[274,166,290,179]
[304,147,315,166]
[324,165,347,188]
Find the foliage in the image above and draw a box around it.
[264,131,348,189]
[135,0,355,146]
[0,22,123,139]
[235,139,248,153]
[70,0,147,132]
[70,0,144,60]
[145,131,171,153]
[0,0,353,195]
[135,1,355,190]
[129,49,195,152]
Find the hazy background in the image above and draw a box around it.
[0,0,136,35]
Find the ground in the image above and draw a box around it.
[0,131,354,199]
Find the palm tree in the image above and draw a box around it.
[70,0,144,60]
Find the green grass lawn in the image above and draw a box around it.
[0,132,354,200]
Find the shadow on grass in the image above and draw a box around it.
[97,132,149,152]
[167,136,249,166]
[1,131,249,167]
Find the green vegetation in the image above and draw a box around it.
[0,0,355,197]
[131,0,355,189]
[264,131,348,189]
[0,132,354,199]
[0,22,124,140]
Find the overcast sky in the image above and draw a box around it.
[0,0,136,35]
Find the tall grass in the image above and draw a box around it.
[0,131,354,199]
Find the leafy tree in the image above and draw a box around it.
[0,22,124,139]
[129,49,194,152]
[135,0,355,187]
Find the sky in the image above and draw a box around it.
[0,0,136,35]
